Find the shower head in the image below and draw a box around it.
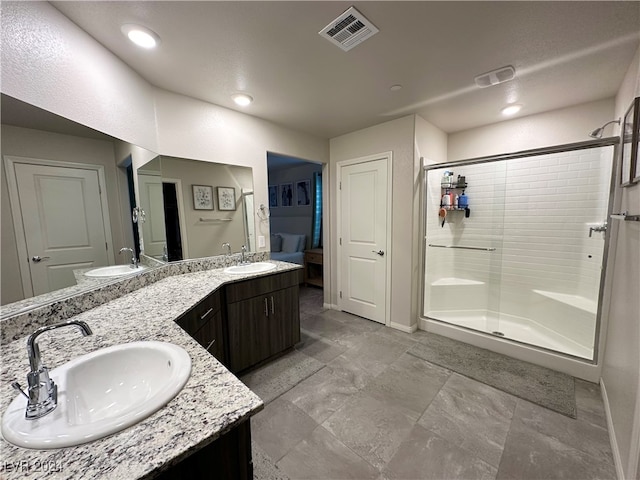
[589,118,620,138]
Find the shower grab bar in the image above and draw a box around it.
[428,244,496,252]
[610,211,640,222]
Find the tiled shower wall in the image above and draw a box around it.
[424,145,613,317]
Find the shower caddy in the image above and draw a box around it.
[440,172,470,218]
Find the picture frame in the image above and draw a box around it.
[216,186,236,211]
[296,179,311,206]
[192,185,214,210]
[280,183,293,207]
[268,185,278,208]
[620,96,639,186]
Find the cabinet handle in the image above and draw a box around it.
[200,308,213,320]
[264,298,269,317]
[270,296,275,314]
[205,338,216,352]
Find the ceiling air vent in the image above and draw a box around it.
[474,65,516,88]
[319,6,379,52]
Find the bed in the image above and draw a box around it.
[270,233,306,265]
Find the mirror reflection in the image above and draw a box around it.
[136,156,254,262]
[1,94,155,308]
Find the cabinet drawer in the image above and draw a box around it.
[305,253,323,264]
[192,310,225,363]
[176,290,221,335]
[225,271,298,303]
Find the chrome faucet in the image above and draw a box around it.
[12,320,93,419]
[240,245,250,265]
[119,247,138,268]
[222,242,231,256]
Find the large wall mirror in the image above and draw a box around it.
[1,94,257,314]
[1,94,157,310]
[136,156,255,262]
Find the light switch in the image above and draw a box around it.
[258,235,266,248]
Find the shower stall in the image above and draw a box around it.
[421,140,616,364]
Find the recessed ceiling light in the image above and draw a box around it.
[121,24,160,49]
[390,84,403,91]
[501,104,522,116]
[232,93,253,107]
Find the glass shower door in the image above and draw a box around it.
[422,143,615,361]
[423,161,506,333]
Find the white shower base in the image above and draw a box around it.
[423,309,592,359]
[424,278,597,360]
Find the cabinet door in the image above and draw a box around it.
[227,286,300,373]
[227,296,272,372]
[268,286,300,355]
[192,310,225,364]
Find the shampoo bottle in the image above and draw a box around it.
[442,190,452,207]
[458,191,468,208]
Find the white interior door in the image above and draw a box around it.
[11,161,110,296]
[138,172,167,259]
[338,156,389,324]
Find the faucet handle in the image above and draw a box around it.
[11,382,29,400]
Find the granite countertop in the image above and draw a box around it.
[0,261,300,479]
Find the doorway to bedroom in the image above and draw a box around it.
[267,152,324,289]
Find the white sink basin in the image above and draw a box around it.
[85,265,148,278]
[2,341,191,449]
[224,262,276,275]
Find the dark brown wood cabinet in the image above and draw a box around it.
[156,419,252,480]
[225,271,300,373]
[175,290,226,364]
[174,270,301,374]
[168,271,300,478]
[303,248,323,287]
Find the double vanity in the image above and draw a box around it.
[0,258,301,479]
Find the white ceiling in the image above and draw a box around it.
[50,1,640,139]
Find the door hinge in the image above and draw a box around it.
[339,238,342,246]
[105,242,108,251]
[339,181,342,190]
[98,185,102,195]
[339,291,342,299]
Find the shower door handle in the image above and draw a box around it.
[372,250,384,256]
[588,223,607,237]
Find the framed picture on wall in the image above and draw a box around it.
[216,187,236,211]
[280,183,293,207]
[620,96,639,186]
[296,179,311,206]
[268,185,278,208]
[192,185,214,210]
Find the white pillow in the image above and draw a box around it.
[297,234,307,251]
[270,234,283,252]
[280,233,302,253]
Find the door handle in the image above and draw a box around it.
[31,256,50,263]
[270,296,275,315]
[264,298,269,317]
[371,250,384,256]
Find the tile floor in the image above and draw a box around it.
[250,287,616,480]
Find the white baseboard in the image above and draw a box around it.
[388,321,417,333]
[323,303,339,310]
[601,378,624,480]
